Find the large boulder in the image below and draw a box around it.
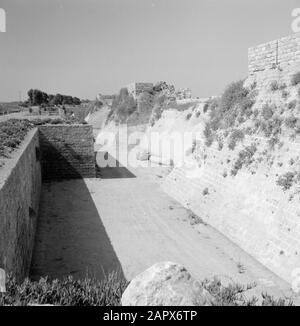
[121,262,212,306]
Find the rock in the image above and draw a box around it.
[121,262,213,306]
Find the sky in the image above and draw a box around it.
[0,0,299,102]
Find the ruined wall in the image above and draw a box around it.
[127,82,154,99]
[248,33,300,75]
[247,33,300,88]
[39,125,95,180]
[0,129,42,281]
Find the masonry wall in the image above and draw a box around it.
[248,33,300,75]
[0,129,42,281]
[39,125,95,180]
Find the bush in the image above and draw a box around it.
[186,112,192,120]
[261,104,274,120]
[0,273,127,306]
[202,187,209,196]
[285,115,298,129]
[231,144,257,176]
[291,72,300,86]
[282,90,289,99]
[276,172,298,191]
[269,80,279,91]
[0,119,33,159]
[288,100,297,110]
[228,129,245,150]
[220,80,248,114]
[203,278,293,306]
[203,123,214,147]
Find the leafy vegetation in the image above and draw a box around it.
[202,278,293,306]
[270,80,279,91]
[203,80,255,146]
[27,89,81,106]
[291,72,300,86]
[231,144,257,176]
[0,118,86,161]
[228,129,245,150]
[276,172,300,191]
[0,273,127,306]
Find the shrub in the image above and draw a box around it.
[0,273,127,306]
[231,144,257,176]
[276,172,298,191]
[279,83,287,90]
[202,187,209,196]
[261,104,274,120]
[291,72,300,86]
[282,90,289,99]
[186,112,192,120]
[195,111,201,118]
[220,80,248,114]
[268,137,279,150]
[204,123,214,147]
[228,129,245,150]
[269,80,279,91]
[285,115,298,129]
[288,100,297,110]
[0,119,33,159]
[202,278,293,306]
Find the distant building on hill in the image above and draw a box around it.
[176,88,192,100]
[126,82,154,99]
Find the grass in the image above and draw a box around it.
[0,118,87,161]
[0,273,293,306]
[0,273,128,306]
[0,119,34,159]
[202,278,293,306]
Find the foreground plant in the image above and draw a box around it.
[0,272,128,306]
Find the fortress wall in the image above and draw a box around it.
[247,33,300,88]
[162,138,300,284]
[39,125,95,180]
[0,129,42,281]
[248,33,300,75]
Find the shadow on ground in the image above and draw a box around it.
[30,149,125,282]
[95,151,136,179]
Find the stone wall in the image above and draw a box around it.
[39,125,95,180]
[248,33,300,75]
[126,82,154,99]
[0,129,42,281]
[246,33,300,89]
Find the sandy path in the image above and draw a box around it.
[30,150,299,302]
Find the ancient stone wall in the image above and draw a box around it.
[0,129,42,281]
[126,82,153,99]
[39,125,95,180]
[247,33,300,88]
[248,33,300,75]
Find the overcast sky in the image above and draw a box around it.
[0,0,299,101]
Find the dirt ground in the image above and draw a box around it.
[30,147,300,303]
